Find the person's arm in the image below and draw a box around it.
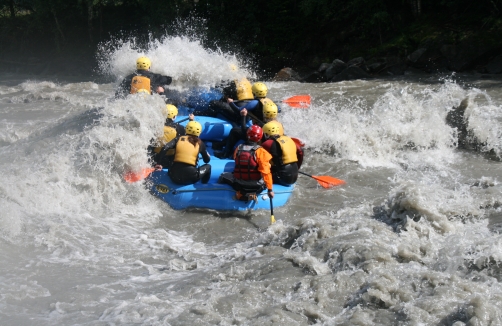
[240,110,248,132]
[199,142,211,163]
[244,100,260,112]
[159,139,177,158]
[263,139,281,166]
[261,139,273,152]
[159,75,173,86]
[296,143,304,169]
[256,148,273,192]
[228,100,241,112]
[115,75,132,98]
[150,73,172,93]
[175,124,186,136]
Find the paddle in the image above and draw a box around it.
[298,171,345,188]
[269,196,276,225]
[281,95,311,108]
[124,116,195,183]
[177,116,191,124]
[124,167,156,183]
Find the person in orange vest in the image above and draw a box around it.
[218,125,274,202]
[261,121,302,186]
[168,121,211,185]
[115,56,173,98]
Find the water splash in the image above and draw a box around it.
[97,32,255,89]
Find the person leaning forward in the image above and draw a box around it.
[115,56,173,98]
[218,125,274,202]
[149,104,194,169]
[261,121,302,186]
[168,121,211,185]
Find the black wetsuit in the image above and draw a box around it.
[149,119,186,168]
[221,115,248,158]
[261,136,301,186]
[168,139,211,185]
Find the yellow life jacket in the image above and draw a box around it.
[259,98,273,105]
[235,78,254,100]
[153,126,177,154]
[174,136,199,165]
[130,75,151,94]
[276,135,297,165]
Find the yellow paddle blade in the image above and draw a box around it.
[270,215,276,224]
[124,167,155,183]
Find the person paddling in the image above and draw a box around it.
[149,104,194,169]
[218,97,284,158]
[168,121,211,185]
[251,82,282,122]
[261,121,303,186]
[115,56,173,98]
[218,125,274,202]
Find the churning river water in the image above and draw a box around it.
[1,37,502,325]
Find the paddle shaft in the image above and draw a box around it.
[298,171,315,178]
[247,111,264,127]
[269,196,276,224]
[177,116,191,123]
[298,170,346,188]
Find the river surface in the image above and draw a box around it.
[1,37,502,325]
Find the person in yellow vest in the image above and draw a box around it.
[250,82,282,122]
[225,78,259,124]
[115,56,173,98]
[199,78,257,126]
[149,104,194,169]
[168,121,211,185]
[261,121,302,186]
[217,99,282,159]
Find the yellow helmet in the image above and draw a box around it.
[263,121,283,137]
[136,88,150,95]
[163,104,178,119]
[252,82,268,98]
[185,121,202,136]
[235,78,254,100]
[136,56,151,70]
[262,99,278,119]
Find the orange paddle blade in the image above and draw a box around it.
[312,175,346,188]
[282,95,311,108]
[124,167,155,183]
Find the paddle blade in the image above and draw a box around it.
[270,215,276,224]
[124,167,155,183]
[312,175,346,188]
[282,95,311,108]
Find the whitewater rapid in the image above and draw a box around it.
[1,36,501,325]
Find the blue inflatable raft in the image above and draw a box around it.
[147,115,295,211]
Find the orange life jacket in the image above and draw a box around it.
[130,75,151,94]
